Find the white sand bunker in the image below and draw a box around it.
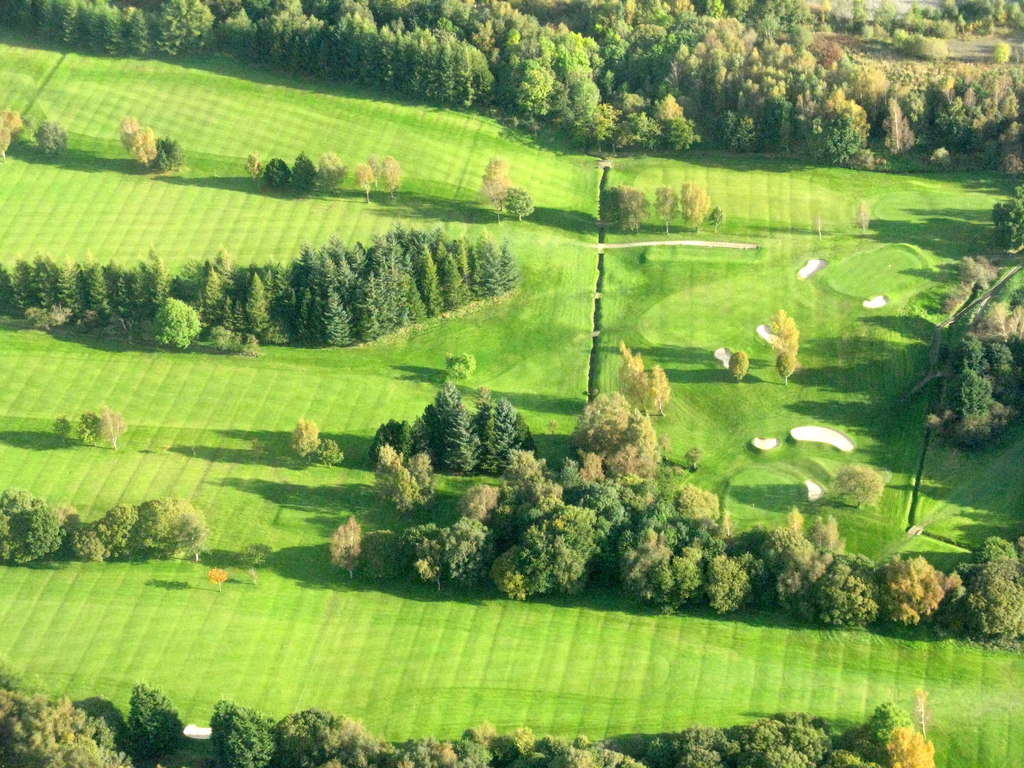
[184,724,212,740]
[756,324,775,343]
[805,480,824,501]
[714,347,733,368]
[863,295,889,309]
[798,259,828,279]
[790,426,856,452]
[751,437,780,451]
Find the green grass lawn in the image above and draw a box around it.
[0,36,1022,768]
[598,157,1010,557]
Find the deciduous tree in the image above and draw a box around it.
[856,200,871,232]
[680,182,711,231]
[210,699,274,768]
[34,121,67,154]
[354,163,375,202]
[883,98,915,154]
[315,153,346,192]
[503,187,534,220]
[775,350,797,385]
[729,350,750,381]
[52,415,73,444]
[446,353,477,381]
[481,158,511,220]
[131,127,157,167]
[246,152,263,184]
[707,206,725,232]
[208,568,228,591]
[154,298,201,348]
[618,341,649,409]
[0,127,10,161]
[291,418,320,460]
[0,489,63,564]
[879,556,948,625]
[650,365,671,416]
[887,727,935,768]
[98,406,126,450]
[655,186,679,233]
[329,517,363,578]
[380,155,402,198]
[832,464,885,507]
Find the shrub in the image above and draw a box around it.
[34,121,68,154]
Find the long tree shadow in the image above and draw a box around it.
[11,144,138,176]
[0,431,68,451]
[868,209,1000,260]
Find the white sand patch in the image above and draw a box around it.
[790,426,856,452]
[184,725,212,740]
[798,259,828,279]
[714,347,733,368]
[805,480,824,501]
[751,437,780,451]
[756,324,775,344]
[863,295,889,309]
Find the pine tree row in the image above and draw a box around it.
[0,226,520,347]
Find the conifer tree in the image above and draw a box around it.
[437,246,469,310]
[414,246,443,316]
[425,382,479,474]
[491,397,531,473]
[356,274,384,342]
[324,286,352,346]
[200,265,229,328]
[400,273,427,326]
[244,272,271,341]
[473,390,498,474]
[79,263,109,320]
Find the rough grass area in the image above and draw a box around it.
[0,38,1022,768]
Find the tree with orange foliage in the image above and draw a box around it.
[888,726,935,768]
[208,568,228,592]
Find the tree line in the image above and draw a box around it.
[334,391,1024,646]
[601,181,723,234]
[0,226,520,348]
[0,663,937,768]
[0,490,209,565]
[7,0,1024,170]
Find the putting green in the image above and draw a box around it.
[823,244,931,302]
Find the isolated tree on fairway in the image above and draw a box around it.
[729,350,750,381]
[680,182,711,231]
[34,121,67,155]
[650,365,671,416]
[380,155,402,198]
[242,543,272,584]
[775,350,797,385]
[98,406,127,450]
[172,504,210,561]
[291,418,320,460]
[315,153,346,192]
[291,152,316,194]
[770,309,800,384]
[154,298,201,349]
[132,127,158,167]
[52,415,73,444]
[446,352,477,381]
[618,341,649,410]
[481,158,511,221]
[208,568,228,591]
[120,117,140,153]
[331,517,362,577]
[0,127,10,160]
[503,187,534,221]
[211,700,275,768]
[126,683,183,761]
[1,109,24,154]
[152,137,184,171]
[614,187,649,232]
[246,152,263,184]
[856,200,871,232]
[78,411,101,444]
[263,158,291,189]
[707,206,725,232]
[833,464,885,507]
[0,489,63,564]
[354,163,375,202]
[655,186,679,234]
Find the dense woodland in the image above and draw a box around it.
[7,0,1024,170]
[0,658,936,768]
[0,227,520,348]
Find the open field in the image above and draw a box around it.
[0,36,1022,768]
[598,157,1011,556]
